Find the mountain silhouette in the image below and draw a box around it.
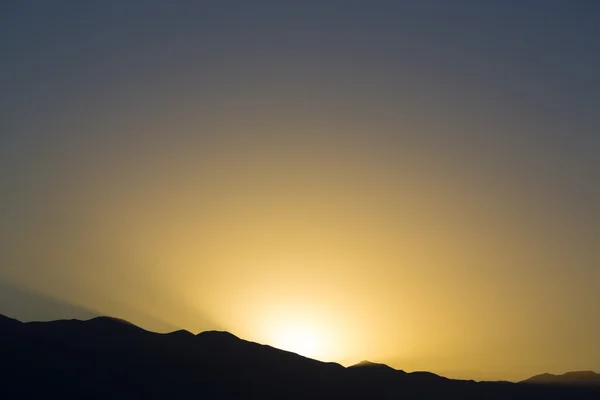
[349,360,399,371]
[521,371,600,386]
[1,314,599,399]
[0,314,21,331]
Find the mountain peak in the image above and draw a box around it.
[196,330,240,340]
[85,316,145,330]
[349,360,397,371]
[165,329,194,338]
[354,360,385,367]
[87,316,137,325]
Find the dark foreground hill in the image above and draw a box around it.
[0,315,598,399]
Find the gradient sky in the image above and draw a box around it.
[1,1,599,381]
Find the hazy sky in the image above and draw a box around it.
[1,1,599,381]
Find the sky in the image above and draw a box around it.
[1,0,599,381]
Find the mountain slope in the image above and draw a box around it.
[1,314,599,399]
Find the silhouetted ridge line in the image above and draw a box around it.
[196,330,240,339]
[83,315,149,331]
[351,360,390,367]
[349,360,400,372]
[2,314,599,399]
[165,329,194,338]
[0,314,22,333]
[522,370,600,386]
[88,316,139,326]
[0,314,21,324]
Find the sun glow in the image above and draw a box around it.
[271,323,320,358]
[254,302,338,361]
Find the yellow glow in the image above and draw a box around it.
[270,321,320,358]
[3,122,598,382]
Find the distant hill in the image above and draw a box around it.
[1,314,599,399]
[522,371,600,386]
[349,360,400,371]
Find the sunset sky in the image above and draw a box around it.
[1,1,599,381]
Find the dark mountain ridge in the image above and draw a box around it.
[1,314,598,399]
[350,360,399,371]
[521,371,600,386]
